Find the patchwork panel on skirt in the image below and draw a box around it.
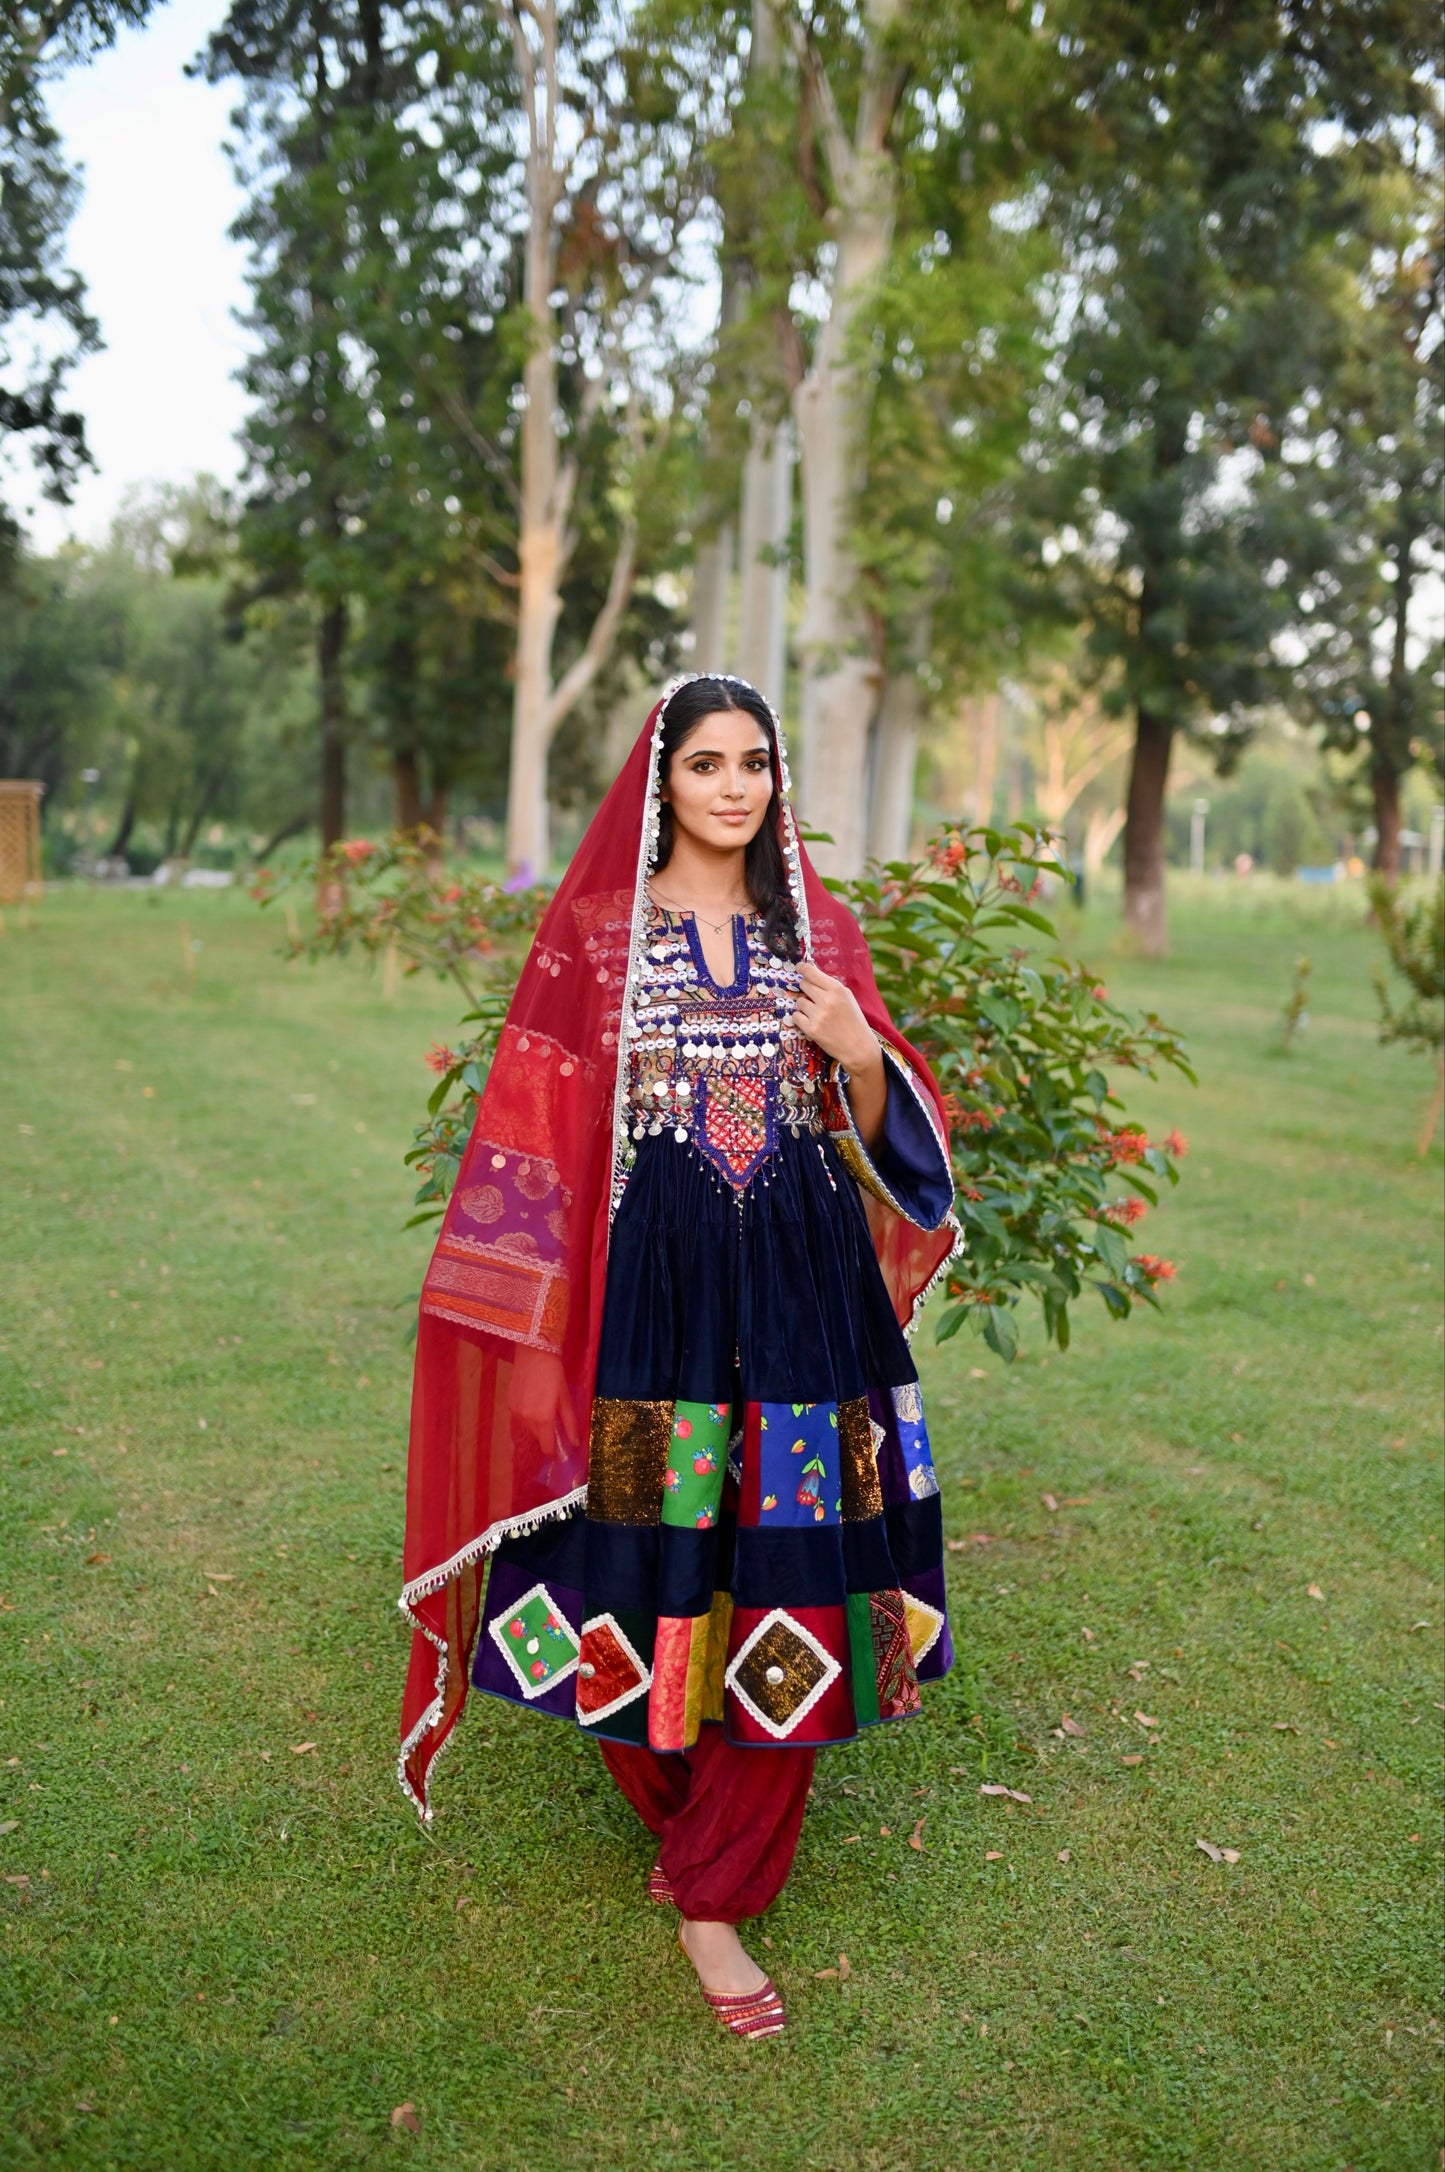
[587,1398,674,1524]
[723,1605,855,1745]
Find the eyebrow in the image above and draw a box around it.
[681,743,770,761]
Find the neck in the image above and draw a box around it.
[653,831,751,913]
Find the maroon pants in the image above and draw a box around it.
[600,1724,814,1924]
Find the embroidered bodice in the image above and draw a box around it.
[624,907,828,1190]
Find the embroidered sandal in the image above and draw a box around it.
[678,1928,786,2039]
[648,1858,676,1907]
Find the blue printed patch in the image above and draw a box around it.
[757,1400,842,1527]
[891,1381,939,1500]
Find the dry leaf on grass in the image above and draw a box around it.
[1272,1721,1299,1733]
[878,1825,892,1837]
[979,1784,1032,1803]
[1081,1627,1096,1642]
[1134,1711,1160,1729]
[908,1820,926,1851]
[984,1850,1004,1862]
[1041,1494,1060,1513]
[1059,1713,1085,1737]
[1120,1754,1144,1767]
[1195,1838,1241,1864]
[390,2104,419,2133]
[1407,1620,1431,1633]
[1056,1848,1071,1863]
[84,1553,109,1566]
[815,1967,839,1979]
[4,1873,30,1887]
[289,1742,317,1756]
[841,1835,860,1844]
[204,1572,235,1582]
[1306,1583,1325,1602]
[0,1821,17,1837]
[838,1953,852,1980]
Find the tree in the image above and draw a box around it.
[689,0,1059,874]
[0,4,158,540]
[478,0,712,876]
[1030,0,1439,953]
[1285,113,1444,876]
[205,0,418,851]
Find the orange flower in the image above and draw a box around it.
[338,838,375,865]
[1135,1254,1177,1283]
[1165,1129,1189,1157]
[424,1043,459,1075]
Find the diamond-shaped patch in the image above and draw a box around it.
[725,1609,842,1740]
[901,1589,945,1666]
[575,1613,652,1727]
[487,1582,580,1700]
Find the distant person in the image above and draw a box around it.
[397,676,957,2038]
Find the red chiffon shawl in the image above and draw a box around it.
[398,684,957,1817]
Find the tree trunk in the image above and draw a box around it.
[736,418,791,701]
[970,692,999,827]
[790,20,899,876]
[691,524,733,671]
[1122,704,1173,955]
[394,749,422,831]
[318,598,348,852]
[107,791,138,862]
[793,199,891,870]
[867,667,920,863]
[1371,755,1402,879]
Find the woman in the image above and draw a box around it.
[399,676,958,2037]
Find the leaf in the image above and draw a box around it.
[1041,1493,1059,1513]
[984,1850,1004,1862]
[1272,1721,1299,1733]
[84,1553,110,1566]
[837,1953,852,1980]
[979,1785,1032,1803]
[1059,1713,1085,1737]
[390,2104,420,2133]
[815,1967,839,1979]
[1306,1583,1325,1602]
[289,1741,317,1756]
[0,1820,17,1837]
[1120,1754,1143,1767]
[1056,1848,1071,1863]
[1134,1711,1161,1729]
[1195,1838,1223,1863]
[908,1819,926,1851]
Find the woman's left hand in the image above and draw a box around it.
[790,963,882,1077]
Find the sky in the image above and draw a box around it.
[19,0,251,552]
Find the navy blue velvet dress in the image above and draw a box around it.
[474,906,955,1750]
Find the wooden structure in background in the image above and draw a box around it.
[0,781,44,904]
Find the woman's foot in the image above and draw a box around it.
[678,1918,769,1997]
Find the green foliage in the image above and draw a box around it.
[1369,875,1445,1056]
[831,826,1193,1360]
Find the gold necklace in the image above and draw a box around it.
[648,883,752,934]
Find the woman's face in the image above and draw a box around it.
[661,709,774,853]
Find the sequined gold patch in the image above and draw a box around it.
[837,1396,883,1520]
[587,1397,674,1524]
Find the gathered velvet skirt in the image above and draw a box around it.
[474,1126,953,1749]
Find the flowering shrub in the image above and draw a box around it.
[829,825,1193,1359]
[260,821,1191,1355]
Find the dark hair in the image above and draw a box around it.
[653,676,801,960]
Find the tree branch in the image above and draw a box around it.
[542,513,638,738]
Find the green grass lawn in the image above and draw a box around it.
[1,879,1440,2172]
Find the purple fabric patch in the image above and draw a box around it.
[473,1553,583,1718]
